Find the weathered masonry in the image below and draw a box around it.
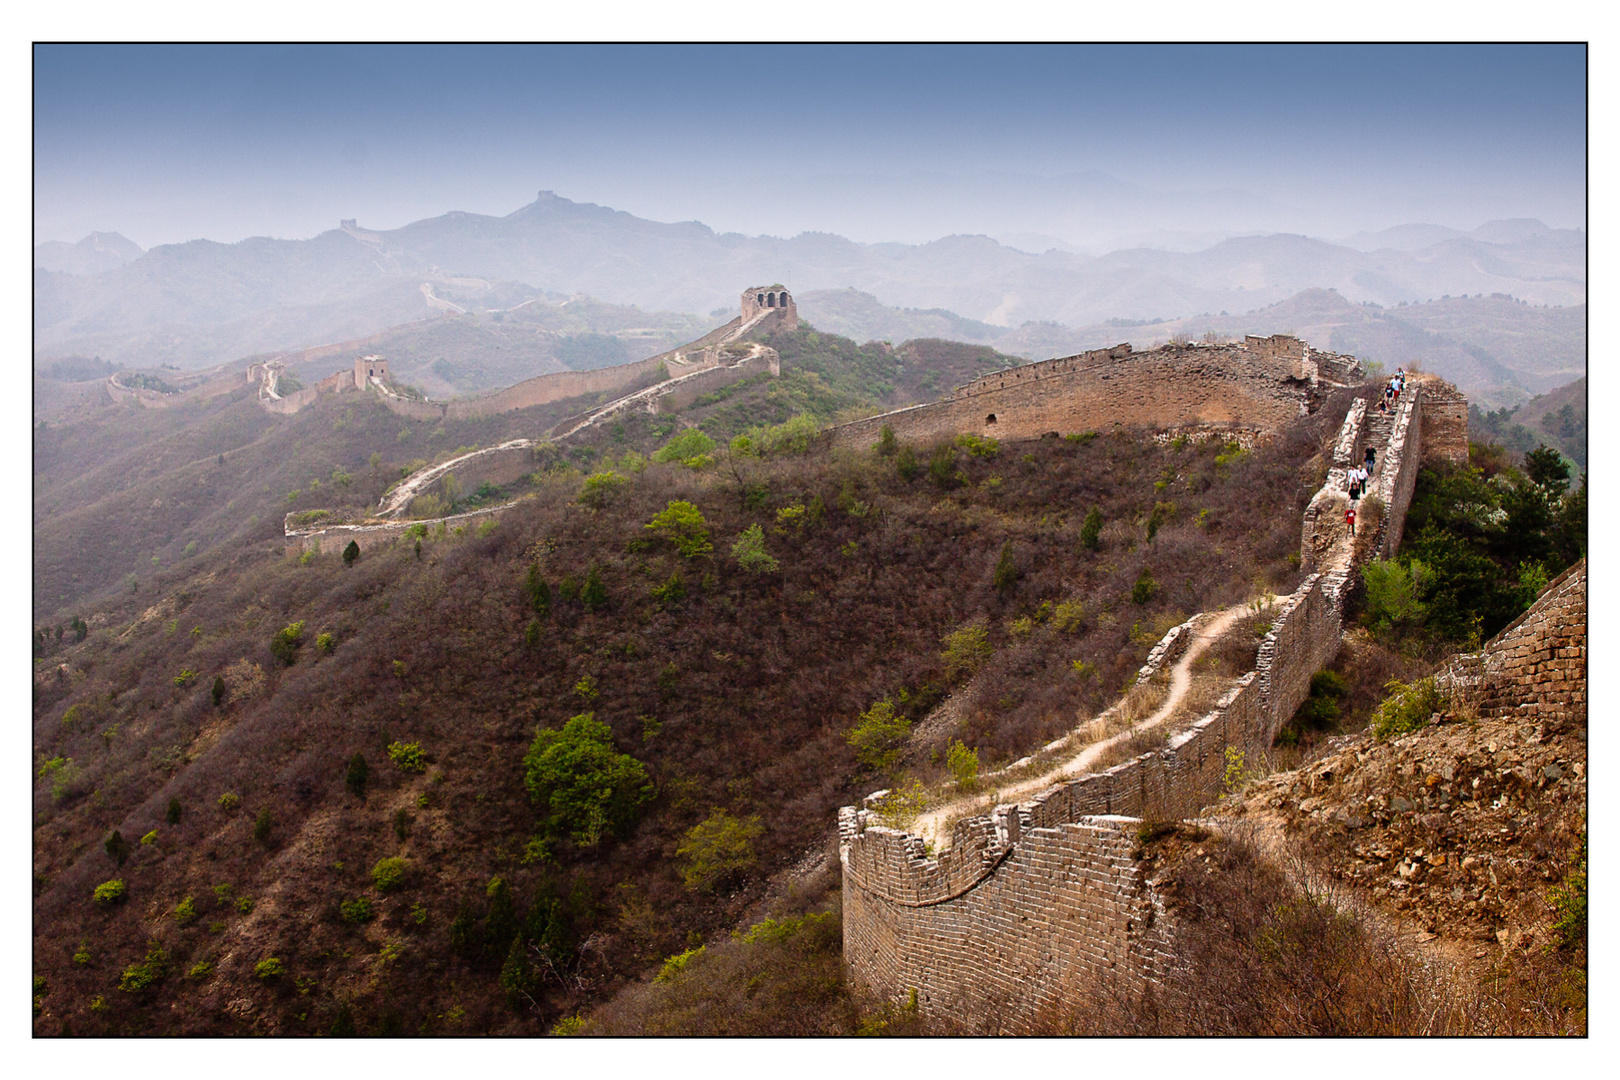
[828,335,1364,449]
[840,371,1479,1031]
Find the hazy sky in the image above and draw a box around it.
[34,44,1587,251]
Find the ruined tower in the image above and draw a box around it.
[741,284,797,323]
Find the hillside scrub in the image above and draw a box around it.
[30,403,1332,1035]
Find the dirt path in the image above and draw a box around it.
[912,599,1260,849]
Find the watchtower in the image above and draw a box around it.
[741,284,796,323]
[355,355,389,389]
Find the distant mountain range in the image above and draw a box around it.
[34,192,1584,408]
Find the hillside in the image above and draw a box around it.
[1468,378,1586,468]
[32,322,1023,622]
[34,195,1584,372]
[30,381,1339,1035]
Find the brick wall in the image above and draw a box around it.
[828,340,1319,452]
[841,369,1449,1022]
[1414,375,1470,465]
[1436,560,1587,724]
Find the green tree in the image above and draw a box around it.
[876,424,897,457]
[524,565,551,617]
[269,621,304,666]
[1147,501,1174,543]
[941,621,992,682]
[485,876,517,963]
[652,428,717,468]
[499,933,534,1007]
[578,470,630,509]
[646,501,713,559]
[522,714,654,846]
[211,675,226,708]
[896,444,919,482]
[928,444,958,489]
[1132,567,1158,604]
[166,798,182,825]
[345,752,369,797]
[846,701,911,772]
[253,807,274,846]
[581,563,608,611]
[731,524,779,574]
[342,540,360,566]
[677,809,765,892]
[1361,559,1430,635]
[1080,507,1103,551]
[104,830,131,867]
[947,740,980,789]
[993,542,1018,594]
[1524,443,1571,493]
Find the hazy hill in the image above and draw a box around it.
[1468,377,1587,468]
[33,231,144,275]
[34,193,1584,371]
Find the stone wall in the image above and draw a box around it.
[827,338,1335,452]
[285,503,511,556]
[105,369,244,409]
[1435,559,1587,724]
[1414,374,1470,465]
[841,366,1448,1023]
[841,814,1174,1032]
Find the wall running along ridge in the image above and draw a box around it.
[840,379,1468,1030]
[827,335,1362,450]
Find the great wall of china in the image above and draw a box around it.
[91,278,1584,1026]
[836,368,1490,1031]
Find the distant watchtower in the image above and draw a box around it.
[741,284,796,323]
[355,355,389,390]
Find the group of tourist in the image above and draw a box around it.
[1377,367,1408,415]
[1344,437,1379,537]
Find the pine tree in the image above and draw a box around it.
[1081,507,1103,551]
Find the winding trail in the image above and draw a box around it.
[913,599,1260,850]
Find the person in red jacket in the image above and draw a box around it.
[1345,504,1356,536]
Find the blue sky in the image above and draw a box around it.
[34,44,1587,250]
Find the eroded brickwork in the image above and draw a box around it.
[1436,560,1587,724]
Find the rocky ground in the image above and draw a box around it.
[1221,703,1586,1029]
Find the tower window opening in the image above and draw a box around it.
[986,414,997,425]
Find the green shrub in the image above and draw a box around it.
[340,898,374,924]
[578,470,630,509]
[573,675,599,704]
[104,830,130,866]
[993,542,1018,593]
[677,809,765,892]
[1361,558,1431,635]
[253,807,274,845]
[522,566,551,619]
[371,857,409,892]
[954,433,1000,458]
[386,741,427,773]
[212,675,226,707]
[1549,832,1587,954]
[269,621,305,666]
[896,444,919,481]
[525,619,543,648]
[254,957,286,981]
[187,961,214,980]
[1147,500,1175,542]
[218,792,241,812]
[941,621,992,682]
[1370,677,1444,741]
[652,428,716,468]
[316,632,335,654]
[118,942,168,992]
[655,946,706,983]
[166,797,182,824]
[73,946,92,965]
[173,668,198,687]
[342,541,360,566]
[393,808,411,842]
[1132,566,1158,604]
[651,571,687,608]
[877,424,897,457]
[646,501,713,558]
[947,740,981,790]
[927,444,958,489]
[846,701,911,772]
[523,713,654,846]
[174,897,199,925]
[345,752,369,796]
[1048,598,1086,633]
[140,830,159,846]
[93,879,126,908]
[1080,507,1103,551]
[581,563,608,611]
[731,524,779,574]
